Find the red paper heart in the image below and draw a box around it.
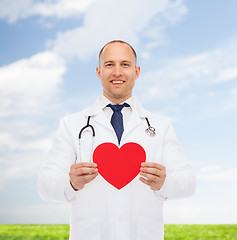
[93,142,146,189]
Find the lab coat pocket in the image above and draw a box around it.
[138,215,164,240]
[69,217,100,240]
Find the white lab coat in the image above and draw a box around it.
[38,96,196,240]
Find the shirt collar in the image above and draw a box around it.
[86,95,147,117]
[99,95,135,111]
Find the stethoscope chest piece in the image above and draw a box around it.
[145,117,156,136]
[145,126,156,136]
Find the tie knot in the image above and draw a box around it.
[107,103,130,112]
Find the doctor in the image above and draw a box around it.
[38,40,196,240]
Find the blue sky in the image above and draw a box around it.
[0,0,236,224]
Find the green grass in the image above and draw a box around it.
[0,224,236,239]
[0,225,69,240]
[164,225,237,240]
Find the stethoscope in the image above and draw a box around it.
[78,116,156,162]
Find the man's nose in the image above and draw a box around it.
[113,65,122,76]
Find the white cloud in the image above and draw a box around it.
[0,0,32,23]
[0,131,51,152]
[197,166,237,182]
[31,0,97,18]
[0,51,66,116]
[195,85,237,119]
[0,0,97,23]
[0,152,45,188]
[164,163,237,224]
[0,121,53,187]
[140,47,237,100]
[0,120,55,188]
[51,0,187,61]
[223,86,237,112]
[136,39,237,119]
[0,51,66,186]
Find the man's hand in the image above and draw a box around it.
[69,162,98,191]
[139,162,166,191]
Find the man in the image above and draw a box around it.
[38,40,196,240]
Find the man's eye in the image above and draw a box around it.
[123,63,129,67]
[105,64,112,67]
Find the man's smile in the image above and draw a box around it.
[110,79,125,85]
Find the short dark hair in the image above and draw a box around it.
[98,40,137,65]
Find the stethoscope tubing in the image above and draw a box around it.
[78,116,95,140]
[77,116,156,162]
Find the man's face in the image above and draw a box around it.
[96,42,140,104]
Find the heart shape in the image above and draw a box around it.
[93,142,146,189]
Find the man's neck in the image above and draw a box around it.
[102,94,132,105]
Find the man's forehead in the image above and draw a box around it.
[103,59,132,64]
[103,42,132,53]
[100,43,136,62]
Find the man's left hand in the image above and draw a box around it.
[139,162,166,191]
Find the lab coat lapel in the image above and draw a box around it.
[123,98,147,139]
[94,111,112,130]
[123,111,142,139]
[85,97,113,131]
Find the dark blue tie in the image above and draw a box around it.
[107,103,130,144]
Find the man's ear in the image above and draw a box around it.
[135,66,140,80]
[96,66,101,79]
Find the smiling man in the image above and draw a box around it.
[38,40,196,240]
[96,41,140,104]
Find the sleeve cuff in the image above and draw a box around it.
[64,177,78,202]
[154,174,171,200]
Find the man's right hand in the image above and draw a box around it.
[69,162,98,191]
